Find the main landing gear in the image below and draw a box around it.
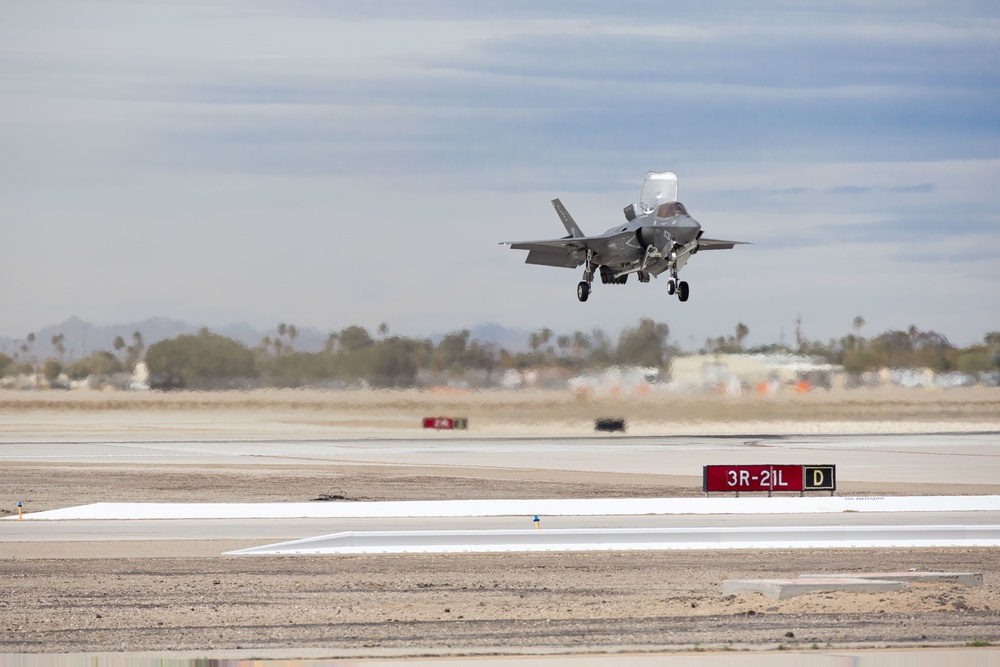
[577,249,596,302]
[666,278,690,302]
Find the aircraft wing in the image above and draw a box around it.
[698,238,751,251]
[501,236,590,269]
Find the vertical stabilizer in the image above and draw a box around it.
[551,199,585,238]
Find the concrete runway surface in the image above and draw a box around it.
[3,433,1000,553]
[2,432,999,484]
[3,431,1000,663]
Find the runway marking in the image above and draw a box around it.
[12,495,1000,521]
[227,525,1000,555]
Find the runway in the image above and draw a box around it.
[2,431,999,485]
[3,427,1000,659]
[3,432,999,556]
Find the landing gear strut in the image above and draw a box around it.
[577,249,595,303]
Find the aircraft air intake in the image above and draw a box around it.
[636,226,672,254]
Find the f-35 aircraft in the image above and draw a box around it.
[503,172,747,302]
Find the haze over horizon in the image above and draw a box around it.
[3,2,998,349]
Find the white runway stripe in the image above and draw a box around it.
[12,495,1000,520]
[226,525,1000,555]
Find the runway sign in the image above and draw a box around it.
[422,417,468,430]
[803,465,836,491]
[703,464,836,494]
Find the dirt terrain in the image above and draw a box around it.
[3,549,999,656]
[1,387,999,657]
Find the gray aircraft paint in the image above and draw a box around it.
[503,172,748,302]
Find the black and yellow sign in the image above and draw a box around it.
[803,465,836,491]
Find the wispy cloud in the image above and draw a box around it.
[1,1,998,345]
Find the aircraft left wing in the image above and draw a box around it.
[698,238,751,251]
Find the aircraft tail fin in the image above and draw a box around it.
[551,199,585,238]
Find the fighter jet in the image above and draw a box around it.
[502,171,748,302]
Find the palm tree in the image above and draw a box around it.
[735,323,749,350]
[126,331,145,369]
[51,333,66,360]
[852,316,865,351]
[113,335,126,363]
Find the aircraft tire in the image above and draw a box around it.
[577,281,590,302]
[666,279,676,295]
[678,281,690,302]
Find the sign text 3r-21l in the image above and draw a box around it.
[726,467,790,489]
[703,465,807,493]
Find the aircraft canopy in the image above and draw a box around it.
[640,171,678,212]
[655,201,689,218]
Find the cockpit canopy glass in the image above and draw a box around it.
[655,201,688,218]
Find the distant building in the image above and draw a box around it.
[668,353,840,393]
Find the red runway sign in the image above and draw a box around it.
[423,417,455,430]
[422,417,469,430]
[703,464,836,493]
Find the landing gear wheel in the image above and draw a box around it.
[666,279,676,295]
[677,280,690,302]
[577,281,590,302]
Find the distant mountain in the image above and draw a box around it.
[424,322,530,351]
[467,322,531,351]
[0,317,532,361]
[0,316,195,362]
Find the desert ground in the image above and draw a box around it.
[1,386,999,658]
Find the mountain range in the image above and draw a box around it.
[0,317,532,361]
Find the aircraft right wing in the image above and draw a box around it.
[500,197,600,267]
[698,238,751,251]
[501,237,587,268]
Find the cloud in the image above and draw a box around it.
[1,1,998,347]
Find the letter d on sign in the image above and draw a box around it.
[814,469,823,487]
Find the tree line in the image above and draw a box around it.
[0,318,997,389]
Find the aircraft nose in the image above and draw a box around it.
[677,216,701,243]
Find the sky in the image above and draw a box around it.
[2,1,998,350]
